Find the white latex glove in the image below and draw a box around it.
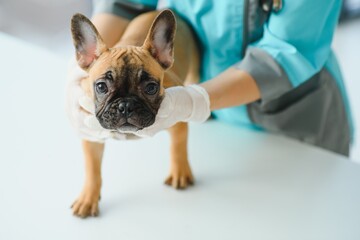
[65,59,126,142]
[134,85,211,137]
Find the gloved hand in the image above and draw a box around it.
[65,59,126,142]
[133,85,211,137]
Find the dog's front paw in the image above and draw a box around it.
[164,159,194,189]
[71,182,101,218]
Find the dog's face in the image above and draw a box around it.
[71,11,176,132]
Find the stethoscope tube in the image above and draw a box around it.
[241,0,283,58]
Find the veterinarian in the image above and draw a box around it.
[67,0,353,156]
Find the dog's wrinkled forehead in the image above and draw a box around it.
[88,47,164,85]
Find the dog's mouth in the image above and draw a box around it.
[117,122,141,133]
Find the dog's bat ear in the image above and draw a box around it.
[71,13,107,70]
[143,9,176,70]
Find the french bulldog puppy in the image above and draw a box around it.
[70,10,200,217]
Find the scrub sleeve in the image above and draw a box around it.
[235,0,352,155]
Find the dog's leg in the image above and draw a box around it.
[165,122,194,189]
[72,140,104,217]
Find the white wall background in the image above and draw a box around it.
[333,20,360,162]
[0,0,359,161]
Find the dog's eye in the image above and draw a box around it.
[145,83,158,95]
[96,82,108,94]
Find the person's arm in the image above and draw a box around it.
[91,0,159,46]
[91,13,129,47]
[233,0,342,108]
[203,0,341,112]
[129,67,260,137]
[200,68,260,110]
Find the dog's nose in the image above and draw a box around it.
[119,101,134,117]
